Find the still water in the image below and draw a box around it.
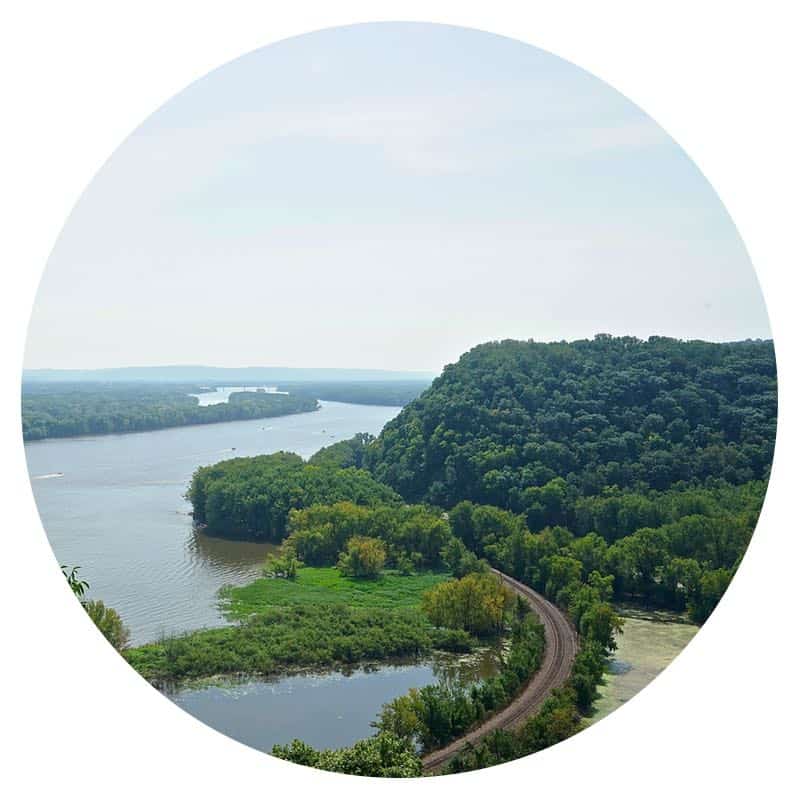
[26,401,400,645]
[170,646,503,754]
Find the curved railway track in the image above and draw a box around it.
[422,569,578,774]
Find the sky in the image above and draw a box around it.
[25,22,771,373]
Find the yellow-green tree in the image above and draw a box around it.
[422,573,513,635]
[337,536,386,578]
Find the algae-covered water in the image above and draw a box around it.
[589,608,699,723]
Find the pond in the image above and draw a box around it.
[168,644,504,753]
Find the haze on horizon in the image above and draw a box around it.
[25,23,771,374]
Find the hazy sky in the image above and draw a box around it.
[25,23,771,372]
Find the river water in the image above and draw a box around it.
[189,385,288,405]
[25,400,400,645]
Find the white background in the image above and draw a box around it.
[1,2,797,798]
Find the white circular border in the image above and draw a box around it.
[2,3,797,799]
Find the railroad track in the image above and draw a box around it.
[422,568,578,774]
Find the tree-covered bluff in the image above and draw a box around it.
[364,336,776,513]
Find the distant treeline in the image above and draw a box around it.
[277,380,431,407]
[21,384,318,441]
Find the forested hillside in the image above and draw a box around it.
[183,336,777,775]
[365,336,776,513]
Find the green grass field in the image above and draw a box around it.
[220,567,452,620]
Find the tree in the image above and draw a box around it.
[83,599,130,651]
[579,602,623,653]
[337,536,386,578]
[264,551,302,579]
[689,567,732,623]
[272,733,422,777]
[422,573,513,635]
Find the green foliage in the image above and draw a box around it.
[337,536,387,578]
[188,455,399,541]
[689,567,733,623]
[365,337,776,511]
[449,482,764,618]
[421,573,513,635]
[446,687,581,774]
[308,433,376,469]
[263,552,301,579]
[272,732,422,777]
[126,605,459,682]
[440,536,487,578]
[284,501,451,568]
[22,383,318,440]
[61,565,89,599]
[83,599,130,651]
[375,615,545,751]
[220,566,452,620]
[62,566,130,652]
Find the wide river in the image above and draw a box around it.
[25,400,401,645]
[25,399,509,753]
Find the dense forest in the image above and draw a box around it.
[188,453,400,541]
[21,384,318,440]
[308,432,376,469]
[365,336,776,508]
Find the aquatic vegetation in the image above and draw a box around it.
[126,604,470,683]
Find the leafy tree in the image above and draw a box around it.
[272,733,422,777]
[264,552,302,579]
[337,536,387,578]
[83,599,130,651]
[689,567,733,623]
[421,573,513,635]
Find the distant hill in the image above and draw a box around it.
[22,365,435,384]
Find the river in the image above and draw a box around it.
[25,400,400,645]
[189,385,288,405]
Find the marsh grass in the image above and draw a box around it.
[219,567,451,620]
